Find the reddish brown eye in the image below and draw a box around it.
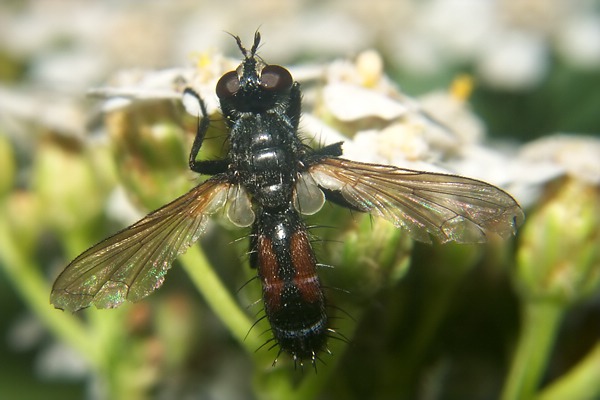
[216,71,240,98]
[260,65,293,91]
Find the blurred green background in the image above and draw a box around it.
[1,1,599,399]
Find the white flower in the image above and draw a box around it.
[557,15,600,69]
[476,32,549,90]
[519,134,600,185]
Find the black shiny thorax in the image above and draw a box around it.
[222,77,305,210]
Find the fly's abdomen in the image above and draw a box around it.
[252,208,328,361]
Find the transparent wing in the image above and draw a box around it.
[51,178,230,312]
[309,158,524,244]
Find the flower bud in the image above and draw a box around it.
[515,178,600,304]
[33,135,107,233]
[325,212,413,300]
[104,101,192,210]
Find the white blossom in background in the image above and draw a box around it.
[384,0,600,90]
[519,134,600,186]
[476,32,549,90]
[0,1,597,232]
[3,0,599,95]
[35,342,89,381]
[89,45,600,214]
[481,134,600,209]
[304,51,494,175]
[557,14,600,69]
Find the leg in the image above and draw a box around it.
[183,88,229,175]
[309,142,344,159]
[321,187,368,212]
[286,83,302,130]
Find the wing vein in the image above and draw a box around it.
[310,158,523,243]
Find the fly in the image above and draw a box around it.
[50,32,525,366]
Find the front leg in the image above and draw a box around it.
[183,88,229,175]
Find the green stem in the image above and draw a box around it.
[377,244,479,396]
[501,301,565,400]
[181,241,355,399]
[537,340,600,400]
[179,244,262,354]
[0,221,97,365]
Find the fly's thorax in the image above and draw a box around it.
[228,115,303,209]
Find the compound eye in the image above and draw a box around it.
[260,65,293,92]
[216,71,240,98]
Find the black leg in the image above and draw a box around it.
[286,83,302,130]
[315,142,344,157]
[183,88,229,175]
[321,188,368,212]
[301,142,344,171]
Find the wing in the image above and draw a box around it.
[309,158,524,244]
[51,178,230,312]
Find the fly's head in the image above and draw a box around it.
[216,31,295,117]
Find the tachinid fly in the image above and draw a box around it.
[50,32,524,365]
